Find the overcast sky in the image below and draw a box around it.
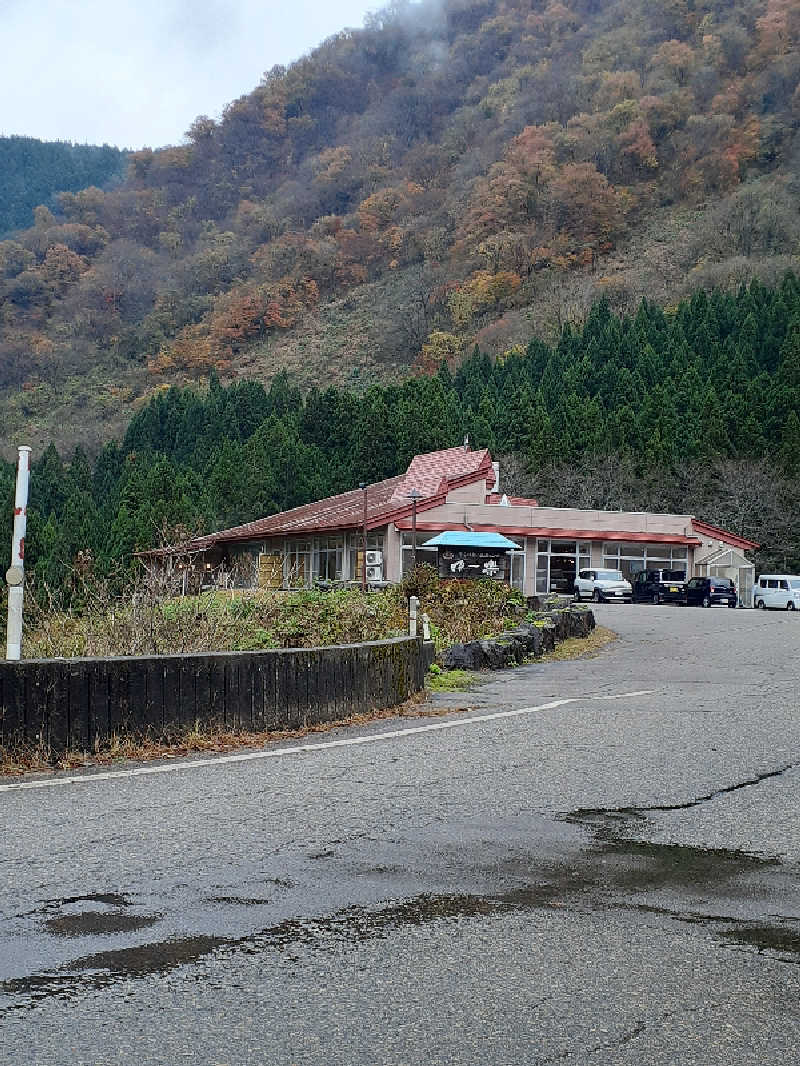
[1,0,382,149]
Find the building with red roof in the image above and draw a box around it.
[150,443,758,601]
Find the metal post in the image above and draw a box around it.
[405,489,422,574]
[409,595,419,638]
[359,482,367,592]
[411,497,418,569]
[6,446,31,661]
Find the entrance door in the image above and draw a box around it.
[549,554,578,593]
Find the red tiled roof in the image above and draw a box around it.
[388,446,494,504]
[181,474,407,550]
[691,519,759,551]
[154,446,495,553]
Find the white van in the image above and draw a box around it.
[753,575,800,611]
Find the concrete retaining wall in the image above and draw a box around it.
[0,637,435,759]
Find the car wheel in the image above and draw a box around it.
[701,595,711,608]
[728,600,737,608]
[573,588,581,601]
[592,589,601,603]
[788,602,796,611]
[757,599,766,610]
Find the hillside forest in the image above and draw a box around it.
[2,0,800,455]
[2,277,800,605]
[0,136,126,239]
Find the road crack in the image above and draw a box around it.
[567,761,797,828]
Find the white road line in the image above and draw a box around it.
[0,690,654,793]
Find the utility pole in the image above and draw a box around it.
[6,445,31,661]
[359,482,367,592]
[405,489,422,573]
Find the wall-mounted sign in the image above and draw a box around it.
[438,548,510,581]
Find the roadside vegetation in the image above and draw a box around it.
[16,565,537,660]
[1,568,611,774]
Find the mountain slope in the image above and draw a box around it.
[2,0,800,456]
[0,135,126,236]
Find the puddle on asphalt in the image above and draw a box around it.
[1,894,502,1015]
[36,892,160,938]
[596,839,775,891]
[0,934,228,1014]
[563,806,778,890]
[44,912,159,937]
[3,837,790,1015]
[245,893,506,954]
[72,935,227,977]
[53,893,129,908]
[208,896,272,907]
[720,923,800,960]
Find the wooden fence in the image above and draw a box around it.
[0,637,435,758]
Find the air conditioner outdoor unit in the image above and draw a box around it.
[366,565,383,582]
[365,550,383,566]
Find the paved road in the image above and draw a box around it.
[2,604,800,1064]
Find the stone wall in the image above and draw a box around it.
[0,637,435,759]
[442,607,595,670]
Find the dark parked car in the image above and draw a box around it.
[632,568,687,604]
[685,576,737,608]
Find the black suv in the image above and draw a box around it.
[685,576,737,608]
[632,568,687,604]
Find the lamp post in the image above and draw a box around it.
[359,482,367,592]
[405,489,423,573]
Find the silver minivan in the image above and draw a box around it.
[753,575,800,611]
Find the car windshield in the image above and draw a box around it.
[662,570,685,581]
[596,570,623,581]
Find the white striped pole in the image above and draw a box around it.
[6,445,31,660]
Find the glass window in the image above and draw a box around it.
[314,537,343,582]
[551,540,576,553]
[510,551,525,592]
[536,554,549,594]
[620,543,646,558]
[401,544,438,575]
[285,540,311,587]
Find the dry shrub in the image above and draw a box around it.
[21,563,528,660]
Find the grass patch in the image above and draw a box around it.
[426,667,479,692]
[533,625,617,663]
